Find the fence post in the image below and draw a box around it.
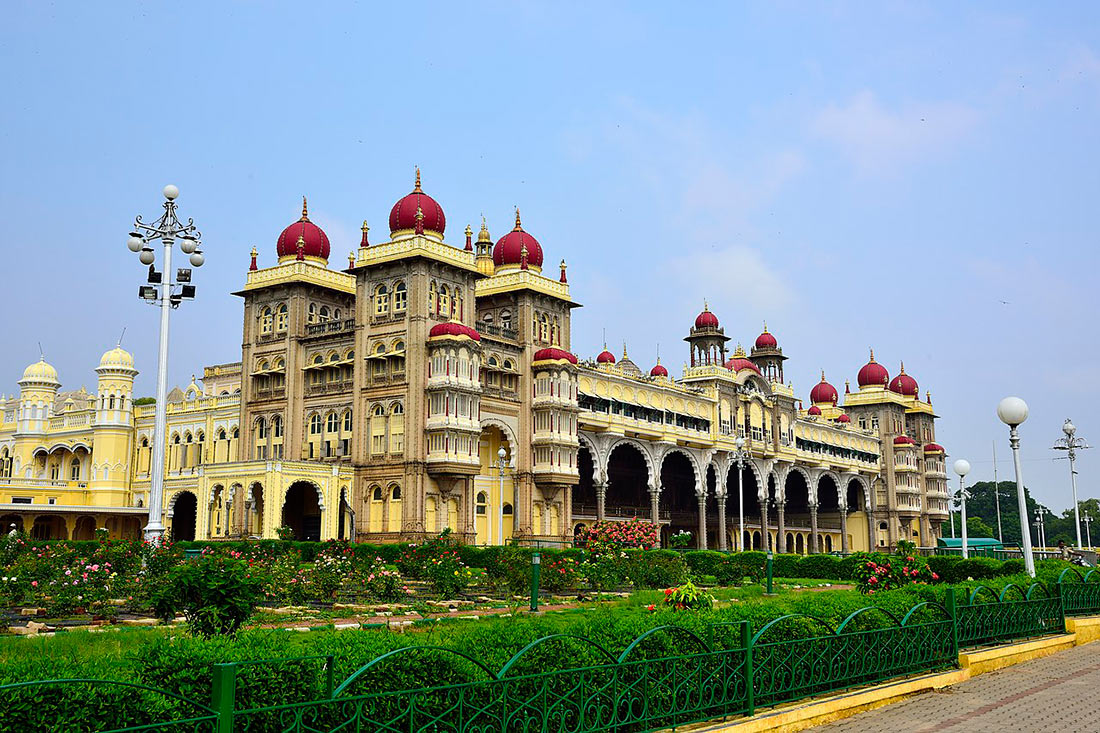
[211,663,237,733]
[324,655,335,699]
[741,620,754,717]
[945,587,960,662]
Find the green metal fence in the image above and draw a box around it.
[6,584,1100,733]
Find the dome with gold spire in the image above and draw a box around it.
[276,197,331,263]
[857,349,890,389]
[494,209,544,271]
[389,168,446,237]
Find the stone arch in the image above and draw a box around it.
[606,436,656,486]
[282,480,324,541]
[166,489,198,542]
[658,446,701,489]
[845,474,871,511]
[479,416,519,466]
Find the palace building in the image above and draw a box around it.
[0,173,950,552]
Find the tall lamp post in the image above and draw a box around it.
[733,436,747,551]
[127,185,205,543]
[1035,509,1046,551]
[1083,511,1093,551]
[497,446,507,546]
[954,459,970,559]
[1053,419,1089,549]
[997,397,1035,577]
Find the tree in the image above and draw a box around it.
[965,516,995,538]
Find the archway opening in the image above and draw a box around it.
[784,471,811,532]
[704,464,718,550]
[728,465,760,550]
[282,482,322,541]
[818,474,841,546]
[0,514,22,535]
[660,451,698,547]
[31,515,67,540]
[171,491,197,541]
[73,515,97,541]
[607,443,651,517]
[572,444,597,517]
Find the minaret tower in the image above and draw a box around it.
[684,302,729,367]
[475,217,495,275]
[92,346,138,499]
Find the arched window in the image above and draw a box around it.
[476,491,488,515]
[372,486,383,501]
[70,458,81,481]
[326,412,339,434]
[310,414,322,435]
[276,304,288,332]
[391,486,402,500]
[343,410,353,431]
[308,303,317,324]
[439,286,451,317]
[232,427,240,439]
[256,418,267,439]
[261,307,274,334]
[272,416,283,437]
[503,503,513,516]
[374,284,389,315]
[391,403,404,415]
[216,429,226,441]
[428,281,437,313]
[539,313,549,342]
[393,281,407,312]
[372,404,385,417]
[333,309,341,320]
[500,309,511,329]
[319,305,330,322]
[453,287,462,318]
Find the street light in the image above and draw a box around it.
[954,459,970,559]
[497,446,508,546]
[127,185,204,543]
[997,396,1035,577]
[733,436,747,551]
[1053,418,1090,549]
[1083,511,1093,551]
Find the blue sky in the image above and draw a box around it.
[2,2,1097,511]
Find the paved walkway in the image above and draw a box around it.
[813,642,1100,732]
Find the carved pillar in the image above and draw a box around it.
[717,494,728,551]
[697,493,707,549]
[777,501,786,553]
[650,486,660,526]
[810,503,820,554]
[868,508,876,551]
[760,500,769,552]
[595,481,607,521]
[840,503,849,553]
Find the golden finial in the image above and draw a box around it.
[622,341,628,359]
[703,299,710,311]
[733,343,746,358]
[348,251,355,267]
[295,234,305,260]
[478,215,491,242]
[514,207,523,230]
[899,360,906,374]
[869,347,876,362]
[414,166,422,192]
[763,320,768,333]
[250,245,258,258]
[559,259,568,283]
[821,369,826,381]
[301,196,309,220]
[360,220,369,247]
[361,220,369,234]
[926,390,932,404]
[465,224,472,237]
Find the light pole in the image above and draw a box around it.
[733,436,747,551]
[127,185,204,544]
[954,459,970,559]
[497,446,507,546]
[1053,419,1089,549]
[1034,509,1044,550]
[1083,511,1093,551]
[998,397,1035,577]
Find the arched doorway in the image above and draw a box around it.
[31,515,67,540]
[72,515,97,540]
[784,470,811,551]
[729,464,760,551]
[607,442,651,518]
[817,474,841,554]
[660,450,698,547]
[282,482,323,541]
[337,487,353,540]
[572,443,597,517]
[248,483,265,537]
[171,491,197,542]
[1,514,24,535]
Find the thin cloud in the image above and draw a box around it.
[812,90,978,175]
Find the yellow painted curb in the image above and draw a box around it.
[680,616,1100,733]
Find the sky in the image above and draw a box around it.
[1,2,1097,512]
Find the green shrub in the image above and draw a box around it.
[662,580,714,611]
[723,552,766,584]
[772,554,802,578]
[796,554,846,580]
[580,552,631,591]
[626,549,687,589]
[683,550,725,578]
[149,552,265,637]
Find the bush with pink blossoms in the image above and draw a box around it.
[580,518,660,553]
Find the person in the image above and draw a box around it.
[1058,540,1070,561]
[6,523,16,538]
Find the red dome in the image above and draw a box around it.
[857,350,890,388]
[428,321,480,341]
[724,357,761,374]
[276,198,330,261]
[695,304,719,329]
[493,210,544,269]
[810,373,839,405]
[533,347,577,364]
[893,435,915,446]
[755,326,778,349]
[924,442,944,453]
[807,405,822,416]
[888,363,919,396]
[650,361,669,377]
[596,349,616,364]
[389,169,446,235]
[836,413,851,423]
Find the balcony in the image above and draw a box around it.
[252,387,286,402]
[306,380,353,396]
[479,323,519,341]
[572,503,669,521]
[305,319,356,337]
